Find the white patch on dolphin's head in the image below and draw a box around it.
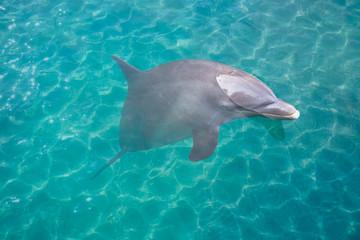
[216,72,277,109]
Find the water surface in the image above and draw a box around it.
[1,0,360,239]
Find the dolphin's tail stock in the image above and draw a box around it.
[91,149,127,179]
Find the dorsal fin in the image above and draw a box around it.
[111,55,141,81]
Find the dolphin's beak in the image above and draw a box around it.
[260,99,300,120]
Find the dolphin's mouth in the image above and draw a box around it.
[261,109,300,120]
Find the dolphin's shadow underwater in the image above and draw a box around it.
[93,56,300,177]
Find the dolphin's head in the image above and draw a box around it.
[216,70,300,120]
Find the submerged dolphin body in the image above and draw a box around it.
[93,56,300,177]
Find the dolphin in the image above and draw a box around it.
[93,56,300,177]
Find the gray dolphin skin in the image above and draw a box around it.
[93,56,300,177]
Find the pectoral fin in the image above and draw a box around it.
[252,117,285,140]
[189,127,219,162]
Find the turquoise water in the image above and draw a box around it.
[1,0,360,239]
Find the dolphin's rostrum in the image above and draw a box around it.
[93,56,300,177]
